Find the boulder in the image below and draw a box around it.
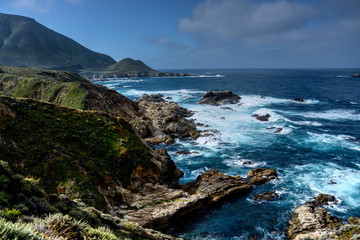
[247,168,277,185]
[251,114,271,121]
[199,91,241,106]
[253,190,279,201]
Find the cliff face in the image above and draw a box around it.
[0,96,182,214]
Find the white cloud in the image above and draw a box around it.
[176,0,360,67]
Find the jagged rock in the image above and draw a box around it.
[305,193,337,206]
[251,113,271,121]
[175,151,199,155]
[348,217,360,225]
[199,91,241,106]
[247,168,277,185]
[138,98,201,144]
[286,194,360,240]
[124,168,277,230]
[145,135,175,145]
[293,98,305,102]
[139,94,165,103]
[253,190,279,201]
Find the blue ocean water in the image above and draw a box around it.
[96,69,360,240]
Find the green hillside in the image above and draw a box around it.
[0,13,116,70]
[0,65,140,120]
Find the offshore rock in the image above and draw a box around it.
[124,168,277,230]
[352,73,360,77]
[247,168,277,185]
[199,91,241,106]
[253,190,279,201]
[293,98,305,102]
[138,95,201,144]
[287,194,360,240]
[251,113,271,121]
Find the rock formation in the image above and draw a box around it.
[137,94,201,144]
[251,113,271,121]
[293,98,305,102]
[287,194,360,240]
[123,168,277,230]
[352,73,360,77]
[199,91,241,106]
[253,190,279,201]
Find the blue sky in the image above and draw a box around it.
[0,0,359,69]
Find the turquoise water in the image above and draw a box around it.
[96,69,360,239]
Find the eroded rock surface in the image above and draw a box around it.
[136,94,201,144]
[199,91,241,106]
[123,168,277,230]
[287,194,360,240]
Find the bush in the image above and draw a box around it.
[1,208,21,222]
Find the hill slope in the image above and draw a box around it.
[0,65,140,120]
[0,13,116,70]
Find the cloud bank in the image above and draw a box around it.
[176,0,360,68]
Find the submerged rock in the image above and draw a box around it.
[293,98,305,102]
[287,194,360,240]
[251,113,271,121]
[199,91,241,106]
[253,190,279,201]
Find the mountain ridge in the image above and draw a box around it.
[0,12,116,70]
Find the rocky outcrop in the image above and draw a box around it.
[287,194,360,240]
[293,98,305,102]
[253,190,279,201]
[139,94,165,103]
[123,168,277,230]
[136,94,201,144]
[352,73,360,77]
[199,91,241,106]
[251,113,271,121]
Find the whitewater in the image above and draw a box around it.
[95,69,360,239]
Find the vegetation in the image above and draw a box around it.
[0,13,116,70]
[0,96,152,211]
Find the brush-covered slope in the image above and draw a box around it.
[0,13,116,70]
[0,65,140,120]
[0,96,182,212]
[0,160,180,240]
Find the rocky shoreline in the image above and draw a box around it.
[1,66,359,239]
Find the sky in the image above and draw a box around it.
[0,0,359,69]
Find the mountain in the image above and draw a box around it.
[0,13,116,70]
[105,58,155,72]
[83,57,190,78]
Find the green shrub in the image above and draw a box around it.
[1,208,21,222]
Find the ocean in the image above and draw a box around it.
[95,69,360,239]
